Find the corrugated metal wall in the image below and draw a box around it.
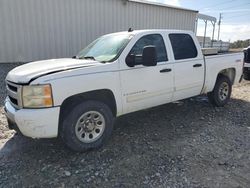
[0,0,197,63]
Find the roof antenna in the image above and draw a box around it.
[128,28,133,32]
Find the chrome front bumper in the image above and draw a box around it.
[4,98,60,138]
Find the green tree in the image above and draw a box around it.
[230,39,250,49]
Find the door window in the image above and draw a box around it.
[169,34,198,60]
[126,34,168,66]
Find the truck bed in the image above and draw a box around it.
[203,52,244,93]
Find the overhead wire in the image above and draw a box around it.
[199,0,236,10]
[223,13,250,20]
[219,2,250,10]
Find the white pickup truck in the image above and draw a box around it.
[4,29,243,151]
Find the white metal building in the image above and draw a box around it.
[0,0,199,63]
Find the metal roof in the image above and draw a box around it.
[0,0,198,62]
[197,13,217,22]
[128,0,199,13]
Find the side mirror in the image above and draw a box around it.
[125,54,135,67]
[142,46,157,66]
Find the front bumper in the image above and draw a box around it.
[4,98,60,138]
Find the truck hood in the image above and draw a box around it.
[6,58,103,84]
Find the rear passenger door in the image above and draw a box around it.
[169,33,205,100]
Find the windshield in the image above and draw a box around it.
[77,33,133,62]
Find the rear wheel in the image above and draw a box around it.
[60,100,114,152]
[244,72,250,80]
[207,75,232,107]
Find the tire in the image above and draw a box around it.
[244,73,250,80]
[60,100,114,152]
[207,75,232,107]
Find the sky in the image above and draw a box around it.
[148,0,250,42]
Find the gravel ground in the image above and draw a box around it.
[0,81,250,188]
[0,63,25,105]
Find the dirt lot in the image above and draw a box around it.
[0,81,250,188]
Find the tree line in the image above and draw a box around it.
[230,39,250,49]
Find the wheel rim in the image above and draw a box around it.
[75,111,105,143]
[219,82,229,101]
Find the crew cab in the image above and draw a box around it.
[4,29,243,151]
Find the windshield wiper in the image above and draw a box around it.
[81,56,96,60]
[79,56,107,63]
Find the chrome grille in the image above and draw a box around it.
[6,81,22,109]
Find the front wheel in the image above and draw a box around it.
[60,100,114,152]
[207,75,232,107]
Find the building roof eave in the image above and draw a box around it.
[127,0,199,13]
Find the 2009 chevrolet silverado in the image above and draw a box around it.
[4,29,244,151]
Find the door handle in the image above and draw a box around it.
[160,68,172,73]
[193,64,202,67]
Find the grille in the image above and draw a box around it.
[6,81,22,109]
[9,96,18,106]
[244,50,247,63]
[244,49,250,64]
[7,84,18,92]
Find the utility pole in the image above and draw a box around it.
[217,13,222,41]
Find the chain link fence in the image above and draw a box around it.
[0,63,25,105]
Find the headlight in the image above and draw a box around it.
[22,84,53,108]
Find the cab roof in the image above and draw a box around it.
[105,29,194,36]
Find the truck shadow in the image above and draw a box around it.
[0,95,250,187]
[0,96,249,158]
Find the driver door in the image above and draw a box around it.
[119,33,174,114]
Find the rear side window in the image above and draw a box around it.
[128,34,168,64]
[169,34,198,60]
